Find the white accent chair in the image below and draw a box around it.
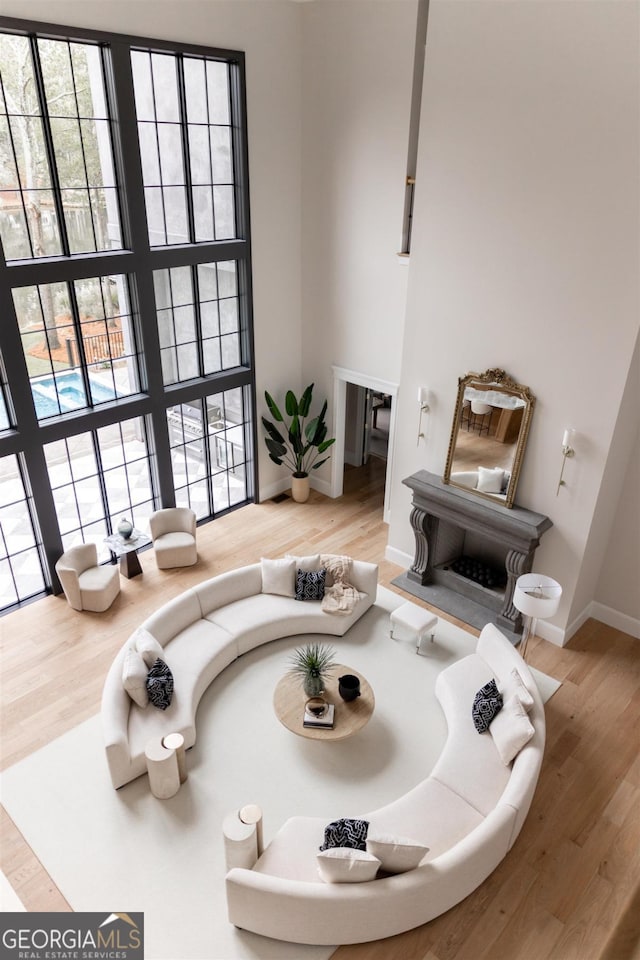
[55,543,120,612]
[149,508,197,569]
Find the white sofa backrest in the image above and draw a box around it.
[143,588,202,645]
[194,564,262,617]
[477,621,545,846]
[346,558,379,598]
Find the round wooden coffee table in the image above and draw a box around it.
[273,664,374,741]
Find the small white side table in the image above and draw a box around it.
[162,732,187,783]
[390,601,438,655]
[223,804,263,871]
[145,736,180,799]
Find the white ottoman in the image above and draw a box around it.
[390,602,438,655]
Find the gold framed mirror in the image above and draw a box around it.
[443,368,535,508]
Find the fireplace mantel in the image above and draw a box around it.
[396,471,553,638]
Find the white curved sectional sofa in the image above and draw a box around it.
[101,556,379,790]
[225,621,545,945]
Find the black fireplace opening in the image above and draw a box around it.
[444,555,507,591]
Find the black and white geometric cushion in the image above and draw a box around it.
[146,658,174,710]
[319,818,369,851]
[472,678,503,733]
[295,568,326,602]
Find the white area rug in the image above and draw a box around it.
[0,587,560,958]
[0,871,25,911]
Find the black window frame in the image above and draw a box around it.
[0,15,257,611]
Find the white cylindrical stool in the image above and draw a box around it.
[162,732,187,783]
[145,736,180,799]
[239,803,263,857]
[223,804,263,871]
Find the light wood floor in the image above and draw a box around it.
[1,458,638,959]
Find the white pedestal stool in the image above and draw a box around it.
[223,804,264,871]
[390,601,438,655]
[145,736,180,799]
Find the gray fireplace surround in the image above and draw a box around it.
[392,471,552,642]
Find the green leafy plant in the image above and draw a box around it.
[289,642,337,696]
[262,383,336,478]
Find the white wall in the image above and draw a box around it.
[5,0,303,497]
[300,0,416,488]
[595,429,640,630]
[590,334,640,635]
[387,0,640,642]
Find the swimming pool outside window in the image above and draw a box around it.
[13,274,139,420]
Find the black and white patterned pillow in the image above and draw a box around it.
[319,818,369,851]
[472,678,503,733]
[295,568,326,602]
[146,658,174,710]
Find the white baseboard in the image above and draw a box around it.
[310,475,332,497]
[260,475,333,502]
[385,545,414,570]
[258,478,290,502]
[536,620,567,647]
[589,602,640,639]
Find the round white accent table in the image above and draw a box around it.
[145,736,180,799]
[162,732,187,783]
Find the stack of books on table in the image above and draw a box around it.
[303,703,335,729]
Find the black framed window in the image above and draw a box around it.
[0,34,122,259]
[44,416,155,558]
[0,453,46,608]
[154,259,239,384]
[0,16,255,614]
[14,274,139,420]
[167,386,249,519]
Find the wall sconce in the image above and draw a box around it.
[556,428,575,496]
[417,387,430,445]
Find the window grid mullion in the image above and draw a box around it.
[176,54,196,245]
[98,43,128,252]
[90,427,113,536]
[67,279,96,409]
[147,52,170,246]
[65,40,100,254]
[29,35,71,258]
[0,70,34,260]
[191,264,206,378]
[203,57,217,242]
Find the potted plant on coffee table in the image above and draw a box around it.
[262,383,336,502]
[289,642,337,697]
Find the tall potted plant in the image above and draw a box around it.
[262,383,335,502]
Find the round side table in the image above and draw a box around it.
[145,736,180,799]
[163,732,187,783]
[273,664,374,741]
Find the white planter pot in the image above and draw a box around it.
[291,475,310,503]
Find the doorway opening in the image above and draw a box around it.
[330,366,398,523]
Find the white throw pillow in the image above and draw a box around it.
[133,627,164,668]
[261,557,296,597]
[366,833,429,874]
[285,554,321,572]
[500,667,535,713]
[489,695,535,765]
[122,647,149,708]
[316,848,380,884]
[477,466,505,494]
